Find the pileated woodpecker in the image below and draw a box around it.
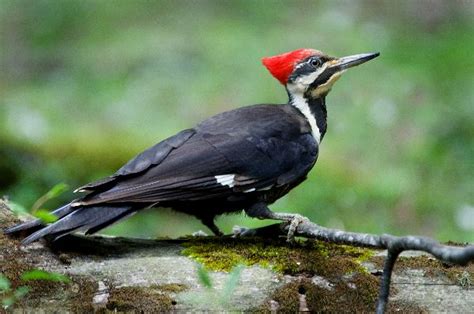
[5,48,379,244]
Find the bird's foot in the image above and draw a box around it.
[244,204,309,242]
[285,214,309,243]
[192,230,209,237]
[232,225,257,237]
[232,213,309,242]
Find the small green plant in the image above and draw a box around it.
[1,274,29,309]
[9,183,69,224]
[1,270,70,309]
[182,263,243,310]
[2,184,72,309]
[21,269,71,283]
[197,264,213,289]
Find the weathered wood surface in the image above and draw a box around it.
[1,202,472,312]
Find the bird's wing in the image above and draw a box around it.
[75,129,196,192]
[76,104,318,206]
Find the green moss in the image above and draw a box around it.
[65,276,98,313]
[182,238,428,312]
[0,213,33,289]
[255,274,379,312]
[1,205,191,312]
[154,283,188,293]
[0,209,98,312]
[182,237,374,278]
[106,285,184,312]
[256,274,425,313]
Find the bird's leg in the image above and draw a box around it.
[200,217,224,236]
[243,202,308,242]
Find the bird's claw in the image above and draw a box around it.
[232,225,256,237]
[192,230,209,237]
[286,214,309,243]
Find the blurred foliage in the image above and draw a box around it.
[1,272,29,309]
[20,269,70,283]
[197,264,213,289]
[0,0,472,241]
[1,268,70,309]
[8,182,68,223]
[182,264,243,309]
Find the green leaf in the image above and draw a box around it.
[2,297,14,307]
[13,286,29,299]
[31,183,69,213]
[222,264,243,299]
[45,183,69,199]
[197,264,212,289]
[0,274,11,292]
[21,270,70,283]
[33,209,58,223]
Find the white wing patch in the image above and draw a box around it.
[215,174,236,188]
[215,176,271,193]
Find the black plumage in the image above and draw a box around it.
[5,49,379,243]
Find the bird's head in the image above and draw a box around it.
[262,48,379,98]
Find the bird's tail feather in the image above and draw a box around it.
[6,205,134,245]
[4,203,76,235]
[84,209,137,235]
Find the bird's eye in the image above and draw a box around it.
[310,58,321,67]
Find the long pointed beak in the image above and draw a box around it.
[330,52,380,71]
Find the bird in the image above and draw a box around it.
[5,48,379,244]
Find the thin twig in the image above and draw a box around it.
[376,249,401,314]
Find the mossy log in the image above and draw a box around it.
[1,203,472,312]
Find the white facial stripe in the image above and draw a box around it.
[286,62,340,143]
[294,62,306,70]
[294,63,328,86]
[288,92,321,144]
[215,174,235,188]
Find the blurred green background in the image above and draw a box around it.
[1,0,473,242]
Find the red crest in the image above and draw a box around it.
[262,49,318,85]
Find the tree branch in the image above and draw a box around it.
[233,220,474,313]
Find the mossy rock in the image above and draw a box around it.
[181,237,374,276]
[1,204,472,312]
